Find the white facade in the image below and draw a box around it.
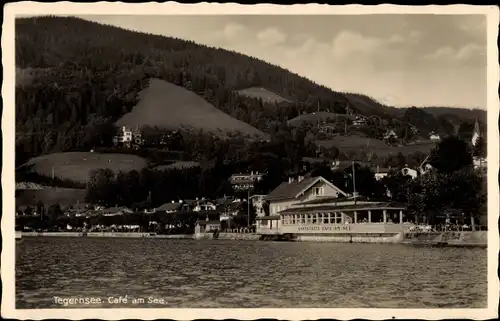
[401,167,418,179]
[429,133,441,141]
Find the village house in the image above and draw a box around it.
[263,175,348,215]
[353,116,367,127]
[194,219,221,234]
[113,126,143,147]
[155,201,183,214]
[401,166,418,179]
[373,166,392,181]
[429,132,441,141]
[229,171,263,191]
[193,199,217,212]
[101,206,133,216]
[383,129,398,141]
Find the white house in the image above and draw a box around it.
[383,129,398,140]
[429,132,441,141]
[263,176,347,216]
[401,167,418,179]
[229,171,264,191]
[373,166,391,181]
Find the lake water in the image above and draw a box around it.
[16,237,487,308]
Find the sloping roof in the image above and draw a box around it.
[256,215,280,220]
[197,220,221,226]
[264,176,347,202]
[156,202,182,211]
[101,206,132,214]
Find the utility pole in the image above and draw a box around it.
[247,188,251,229]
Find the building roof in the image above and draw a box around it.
[264,176,347,202]
[101,206,132,214]
[156,202,182,212]
[278,202,406,214]
[256,215,280,220]
[197,220,221,226]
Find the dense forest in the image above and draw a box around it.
[15,16,485,168]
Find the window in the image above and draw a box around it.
[323,213,329,224]
[313,187,324,196]
[300,215,306,224]
[312,214,317,224]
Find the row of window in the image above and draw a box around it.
[281,212,343,225]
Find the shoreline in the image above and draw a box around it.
[18,231,487,247]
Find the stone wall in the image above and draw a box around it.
[296,233,403,243]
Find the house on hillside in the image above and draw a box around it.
[401,166,418,179]
[372,166,392,181]
[419,155,433,175]
[229,171,264,191]
[353,116,367,127]
[263,176,348,215]
[155,201,183,214]
[193,199,217,212]
[473,156,487,170]
[383,129,398,140]
[429,132,441,141]
[101,206,133,216]
[113,126,143,147]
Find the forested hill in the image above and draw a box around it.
[15,16,484,164]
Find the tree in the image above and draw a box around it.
[428,136,473,173]
[47,203,63,221]
[380,171,412,202]
[343,163,384,198]
[473,136,486,158]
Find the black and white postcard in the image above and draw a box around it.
[2,2,499,320]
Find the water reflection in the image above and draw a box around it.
[16,238,487,308]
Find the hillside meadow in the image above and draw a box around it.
[116,78,269,140]
[18,152,148,183]
[236,87,292,104]
[315,136,436,158]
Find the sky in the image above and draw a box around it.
[80,14,487,109]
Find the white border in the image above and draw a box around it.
[2,2,499,320]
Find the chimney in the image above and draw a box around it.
[298,175,304,182]
[288,177,294,183]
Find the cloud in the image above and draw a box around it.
[331,31,383,59]
[423,43,485,64]
[256,28,287,47]
[388,30,422,45]
[208,22,250,44]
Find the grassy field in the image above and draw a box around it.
[16,187,86,208]
[153,161,201,171]
[236,87,292,104]
[288,112,356,127]
[315,135,436,157]
[116,79,270,140]
[19,152,149,183]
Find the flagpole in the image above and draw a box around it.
[352,161,357,204]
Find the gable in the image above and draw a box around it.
[264,176,346,202]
